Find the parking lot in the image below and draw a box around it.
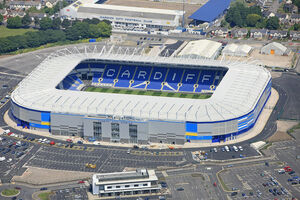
[0,134,39,183]
[165,170,222,200]
[50,186,88,200]
[219,162,293,199]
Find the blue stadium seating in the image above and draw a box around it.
[130,66,152,89]
[162,68,184,91]
[114,65,136,88]
[195,70,216,92]
[101,65,120,84]
[179,69,200,92]
[92,72,103,84]
[146,67,168,90]
[60,62,227,93]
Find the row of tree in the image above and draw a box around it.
[0,20,112,53]
[224,2,280,30]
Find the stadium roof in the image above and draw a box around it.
[177,40,222,59]
[11,46,271,123]
[75,3,183,16]
[189,0,231,22]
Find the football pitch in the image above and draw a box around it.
[85,87,211,99]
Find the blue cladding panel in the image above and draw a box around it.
[186,122,198,132]
[41,112,50,122]
[186,135,212,140]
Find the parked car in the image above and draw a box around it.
[40,187,47,191]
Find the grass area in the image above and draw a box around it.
[85,87,211,99]
[217,170,230,191]
[1,189,19,196]
[287,122,300,134]
[38,192,51,200]
[0,26,37,38]
[191,173,205,181]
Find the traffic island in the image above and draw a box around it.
[0,188,20,198]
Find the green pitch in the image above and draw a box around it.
[85,87,211,99]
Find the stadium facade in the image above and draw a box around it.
[10,47,272,145]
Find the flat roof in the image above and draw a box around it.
[93,169,158,185]
[77,3,183,16]
[11,46,271,123]
[177,40,222,59]
[189,0,231,22]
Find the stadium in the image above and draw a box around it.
[10,46,272,145]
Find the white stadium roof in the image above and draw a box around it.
[11,46,271,123]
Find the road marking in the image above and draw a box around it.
[0,71,25,77]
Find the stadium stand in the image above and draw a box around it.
[146,67,168,90]
[61,62,226,93]
[130,66,152,89]
[114,65,137,88]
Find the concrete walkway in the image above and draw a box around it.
[3,88,278,149]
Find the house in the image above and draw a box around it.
[250,29,268,39]
[29,12,46,20]
[289,31,300,41]
[210,27,228,38]
[8,10,25,17]
[231,28,248,38]
[262,10,273,18]
[290,14,300,24]
[269,30,288,39]
[261,42,290,55]
[284,3,298,14]
[8,1,41,10]
[275,13,288,23]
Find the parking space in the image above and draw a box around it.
[50,186,88,200]
[166,171,221,200]
[219,162,293,199]
[0,134,38,182]
[0,74,23,108]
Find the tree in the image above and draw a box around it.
[7,16,22,28]
[266,16,279,30]
[65,22,90,40]
[97,21,112,37]
[0,14,3,25]
[246,14,261,27]
[34,17,40,28]
[39,17,52,30]
[52,18,61,30]
[22,14,32,27]
[61,19,70,29]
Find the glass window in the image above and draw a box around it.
[129,124,137,143]
[125,185,130,188]
[111,123,120,139]
[93,121,102,140]
[107,186,112,189]
[143,183,147,186]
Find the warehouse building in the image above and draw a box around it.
[260,42,291,56]
[60,2,184,30]
[222,44,253,57]
[177,39,222,59]
[92,169,160,197]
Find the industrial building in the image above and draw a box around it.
[222,44,253,57]
[92,169,160,197]
[10,46,271,144]
[189,0,231,24]
[177,40,222,59]
[260,42,291,56]
[60,1,184,30]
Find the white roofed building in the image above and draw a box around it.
[92,169,160,197]
[260,42,291,56]
[60,1,184,30]
[222,44,253,57]
[177,40,222,60]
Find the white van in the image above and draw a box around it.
[225,146,230,152]
[233,146,238,152]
